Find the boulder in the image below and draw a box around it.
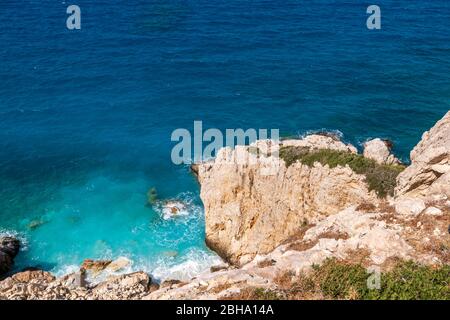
[0,236,20,257]
[395,197,426,217]
[0,236,20,276]
[80,259,112,275]
[363,138,400,165]
[424,206,443,216]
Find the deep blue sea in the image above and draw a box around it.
[0,0,449,279]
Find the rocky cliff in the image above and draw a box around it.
[396,111,450,200]
[0,111,449,300]
[196,135,383,265]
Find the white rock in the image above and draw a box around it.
[395,198,426,216]
[424,207,443,216]
[363,138,400,165]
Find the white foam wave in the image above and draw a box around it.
[300,128,344,140]
[0,229,28,252]
[147,248,222,282]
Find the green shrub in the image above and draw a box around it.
[315,259,369,299]
[311,259,450,300]
[366,261,450,300]
[279,147,405,197]
[253,288,282,300]
[279,146,310,167]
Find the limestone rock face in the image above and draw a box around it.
[395,111,450,199]
[363,138,400,165]
[197,136,378,265]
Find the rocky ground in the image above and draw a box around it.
[0,111,449,300]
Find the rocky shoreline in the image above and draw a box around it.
[1,111,449,300]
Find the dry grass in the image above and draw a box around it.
[356,202,377,212]
[287,239,319,252]
[257,259,276,268]
[209,282,235,294]
[402,212,450,264]
[287,231,349,252]
[224,287,283,300]
[341,249,372,268]
[160,279,188,289]
[282,220,315,250]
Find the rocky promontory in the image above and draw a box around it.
[0,111,449,300]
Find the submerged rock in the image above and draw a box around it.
[147,187,158,206]
[162,250,178,258]
[159,200,189,220]
[27,219,47,230]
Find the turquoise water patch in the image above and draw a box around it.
[5,171,220,281]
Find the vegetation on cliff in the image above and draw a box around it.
[279,147,405,197]
[228,259,450,300]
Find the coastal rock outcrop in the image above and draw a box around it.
[0,236,20,276]
[0,269,153,300]
[395,111,450,199]
[363,138,400,165]
[197,135,378,265]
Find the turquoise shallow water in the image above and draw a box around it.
[2,167,221,280]
[0,0,449,279]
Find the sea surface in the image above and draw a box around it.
[0,0,449,280]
